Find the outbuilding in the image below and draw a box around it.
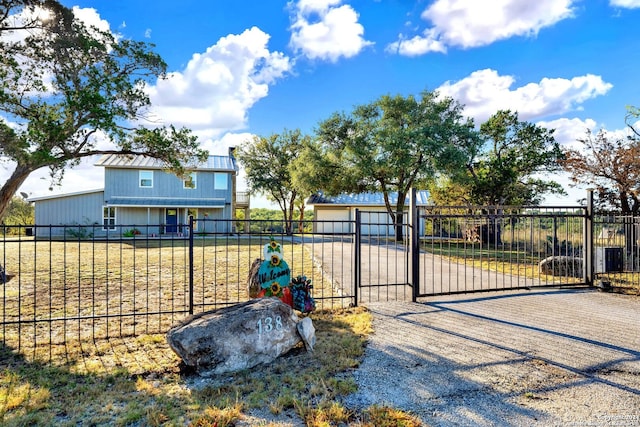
[306,191,430,235]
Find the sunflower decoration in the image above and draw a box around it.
[256,236,292,304]
[270,254,281,267]
[265,281,284,297]
[263,236,284,260]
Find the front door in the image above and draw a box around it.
[166,209,178,233]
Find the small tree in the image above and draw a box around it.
[237,129,310,235]
[2,196,34,227]
[0,1,206,221]
[562,129,640,213]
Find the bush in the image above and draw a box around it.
[123,228,142,237]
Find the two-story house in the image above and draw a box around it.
[30,150,247,237]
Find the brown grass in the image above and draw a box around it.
[0,236,348,361]
[0,307,425,426]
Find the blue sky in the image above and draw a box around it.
[6,0,640,206]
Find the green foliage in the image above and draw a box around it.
[122,228,141,237]
[64,221,94,239]
[0,1,207,221]
[236,209,314,233]
[463,110,565,206]
[302,90,479,239]
[2,197,34,226]
[236,129,312,234]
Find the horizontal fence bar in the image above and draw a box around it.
[3,207,639,364]
[1,220,359,362]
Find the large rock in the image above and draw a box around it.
[539,256,583,277]
[167,298,304,376]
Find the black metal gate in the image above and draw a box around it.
[354,190,591,304]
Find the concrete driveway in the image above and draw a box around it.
[304,237,550,304]
[344,288,640,426]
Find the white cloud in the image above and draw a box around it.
[71,6,113,34]
[538,117,598,149]
[200,132,254,157]
[144,28,152,38]
[388,0,576,55]
[610,0,640,8]
[145,27,291,138]
[199,132,277,208]
[289,0,373,62]
[385,29,446,56]
[537,117,637,205]
[534,118,595,205]
[437,69,613,123]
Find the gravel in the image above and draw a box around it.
[342,289,640,426]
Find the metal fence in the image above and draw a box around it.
[415,205,587,296]
[2,199,640,362]
[592,211,640,290]
[0,219,356,362]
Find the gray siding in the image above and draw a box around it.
[32,157,236,237]
[104,169,232,202]
[34,191,104,237]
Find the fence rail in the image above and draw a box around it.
[416,205,587,296]
[0,219,355,362]
[2,199,640,363]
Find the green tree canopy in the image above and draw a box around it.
[460,110,565,206]
[301,90,480,239]
[236,129,310,234]
[0,0,206,220]
[3,195,34,225]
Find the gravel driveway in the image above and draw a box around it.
[343,288,640,426]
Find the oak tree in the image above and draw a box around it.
[464,110,565,206]
[0,0,206,220]
[306,90,479,240]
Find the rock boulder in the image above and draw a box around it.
[539,256,583,277]
[167,298,305,376]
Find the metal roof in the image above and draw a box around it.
[29,189,104,202]
[307,191,430,206]
[106,197,226,208]
[95,154,238,172]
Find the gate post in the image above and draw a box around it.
[188,215,195,314]
[409,188,420,302]
[353,209,361,307]
[584,190,594,287]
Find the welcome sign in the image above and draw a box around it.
[256,238,291,298]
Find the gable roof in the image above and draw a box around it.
[307,191,430,206]
[95,154,238,172]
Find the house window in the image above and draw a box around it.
[183,172,197,189]
[214,173,228,190]
[139,170,153,188]
[103,206,116,230]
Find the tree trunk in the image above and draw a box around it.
[479,213,503,246]
[395,211,404,242]
[0,165,33,222]
[298,205,305,233]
